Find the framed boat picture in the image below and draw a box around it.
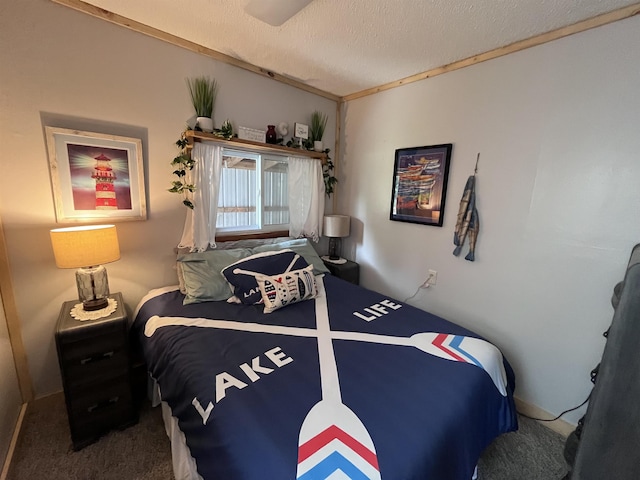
[389,144,452,227]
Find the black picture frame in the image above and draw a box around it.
[390,143,452,227]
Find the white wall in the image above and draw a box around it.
[0,293,22,471]
[0,0,336,397]
[340,17,640,424]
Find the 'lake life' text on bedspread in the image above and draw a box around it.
[352,299,402,322]
[192,346,293,425]
[136,274,517,479]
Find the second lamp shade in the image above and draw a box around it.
[323,215,350,238]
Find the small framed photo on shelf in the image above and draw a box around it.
[390,143,452,227]
[294,122,309,139]
[45,127,147,223]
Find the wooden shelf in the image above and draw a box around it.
[186,130,327,161]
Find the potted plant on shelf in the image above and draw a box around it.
[310,110,328,152]
[186,76,218,133]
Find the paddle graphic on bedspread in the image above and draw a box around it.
[296,280,381,480]
[143,277,509,479]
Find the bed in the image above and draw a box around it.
[132,238,517,480]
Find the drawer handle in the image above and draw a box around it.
[79,351,114,365]
[87,396,119,413]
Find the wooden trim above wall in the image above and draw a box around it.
[342,3,640,102]
[50,0,341,102]
[49,0,639,220]
[0,217,33,402]
[332,102,342,213]
[51,0,639,105]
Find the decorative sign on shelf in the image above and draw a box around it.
[237,126,266,143]
[294,122,309,139]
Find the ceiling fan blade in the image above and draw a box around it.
[245,0,314,26]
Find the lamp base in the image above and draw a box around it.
[321,255,347,265]
[82,297,109,311]
[76,265,110,311]
[328,237,342,260]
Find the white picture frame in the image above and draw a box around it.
[45,126,147,223]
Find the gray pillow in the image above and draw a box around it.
[178,248,252,304]
[252,238,330,275]
[215,236,292,250]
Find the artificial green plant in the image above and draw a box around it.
[186,76,218,118]
[310,110,328,142]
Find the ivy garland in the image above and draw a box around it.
[322,154,337,196]
[169,124,337,209]
[168,122,234,209]
[168,131,196,209]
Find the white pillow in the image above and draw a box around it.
[257,265,317,313]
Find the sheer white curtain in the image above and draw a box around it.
[288,156,325,241]
[178,142,223,252]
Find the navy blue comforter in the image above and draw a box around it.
[133,275,517,480]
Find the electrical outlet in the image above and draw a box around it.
[427,269,437,286]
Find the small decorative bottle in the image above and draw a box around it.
[266,125,277,144]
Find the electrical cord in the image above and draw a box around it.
[402,273,435,303]
[402,268,590,423]
[518,392,591,422]
[402,285,423,303]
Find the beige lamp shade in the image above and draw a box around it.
[323,215,350,238]
[50,225,120,269]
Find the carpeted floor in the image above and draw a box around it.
[7,393,569,479]
[7,394,172,480]
[477,415,569,479]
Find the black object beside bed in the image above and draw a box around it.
[564,243,640,480]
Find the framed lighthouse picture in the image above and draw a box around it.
[45,127,147,223]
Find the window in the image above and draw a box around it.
[216,148,289,233]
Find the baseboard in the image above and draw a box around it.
[0,402,28,480]
[33,390,64,402]
[515,397,575,438]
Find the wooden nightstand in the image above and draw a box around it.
[323,259,360,285]
[55,292,137,450]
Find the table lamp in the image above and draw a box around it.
[323,214,350,262]
[50,225,120,311]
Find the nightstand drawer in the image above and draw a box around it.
[68,376,136,448]
[58,328,125,359]
[56,316,125,344]
[63,348,129,388]
[59,329,128,380]
[69,375,133,421]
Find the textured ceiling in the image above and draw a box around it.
[77,0,638,97]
